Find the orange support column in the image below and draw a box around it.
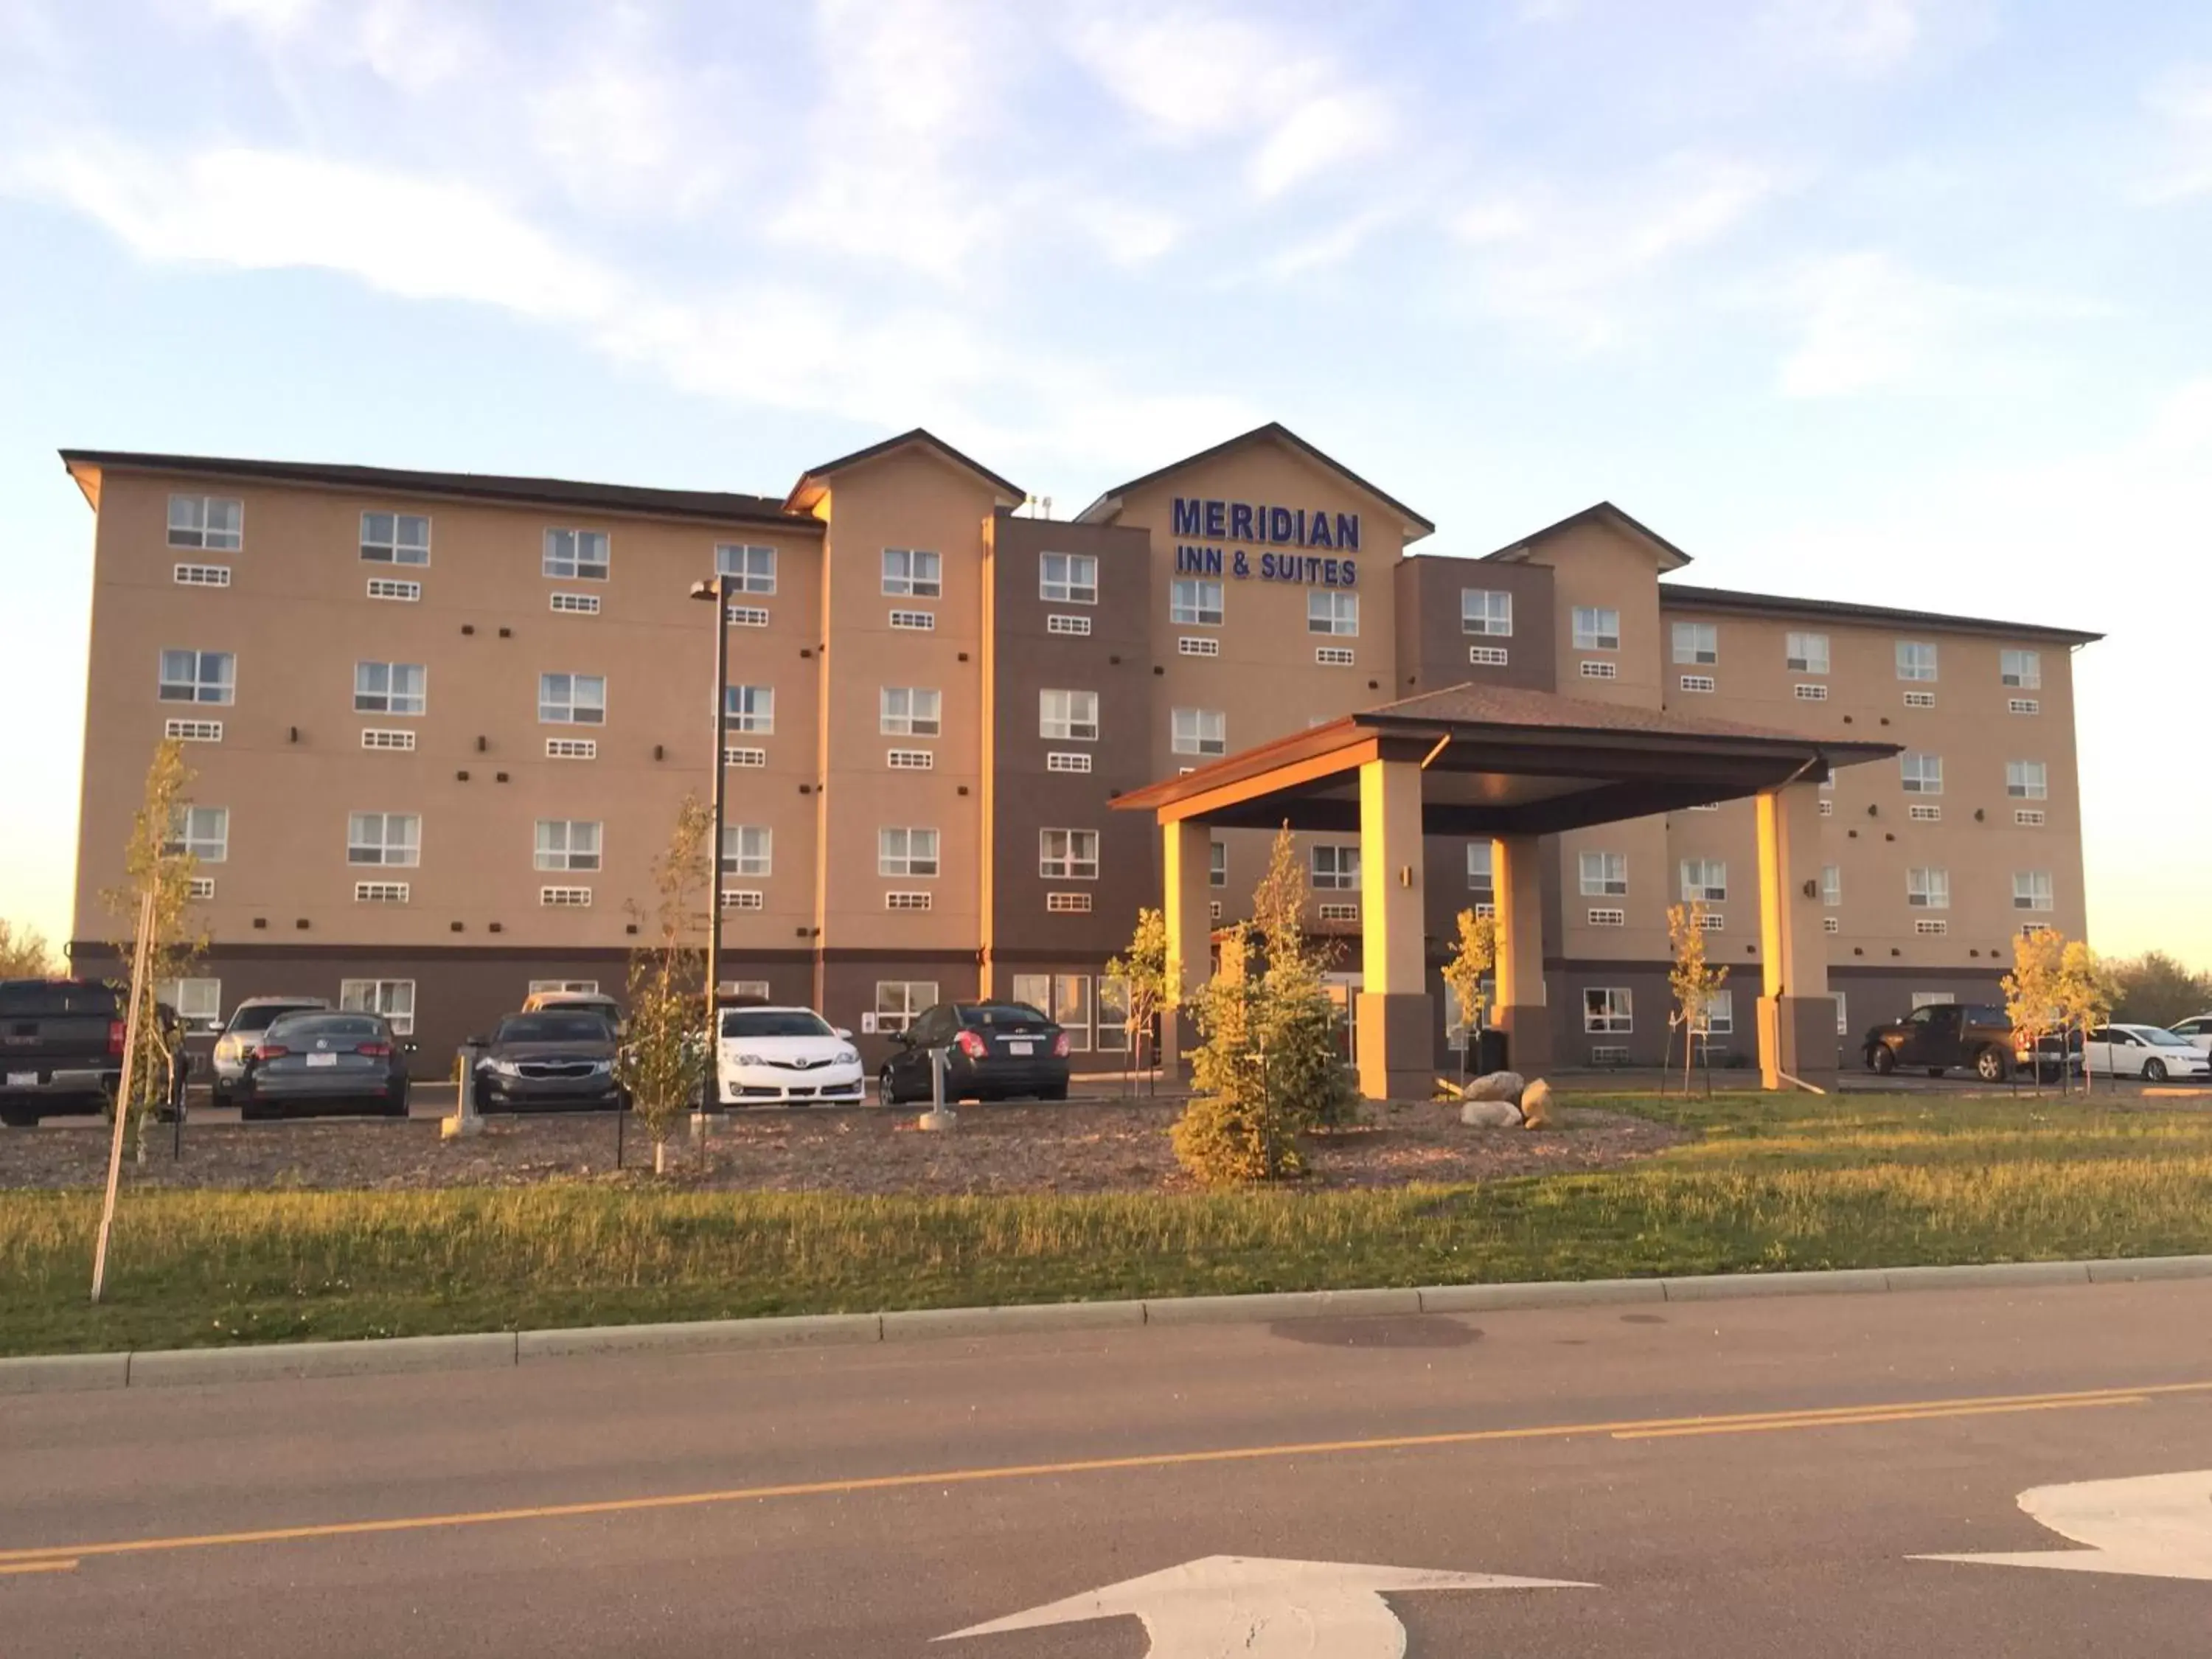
[1756,781,1835,1091]
[1160,817,1212,1079]
[1354,759,1433,1100]
[1491,833,1552,1073]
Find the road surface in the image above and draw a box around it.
[4,1281,2208,1655]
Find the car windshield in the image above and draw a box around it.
[958,1003,1051,1028]
[496,1014,612,1043]
[0,981,120,1018]
[2143,1029,2195,1048]
[722,1010,834,1039]
[268,1015,383,1043]
[232,1003,322,1032]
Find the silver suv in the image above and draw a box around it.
[211,997,330,1105]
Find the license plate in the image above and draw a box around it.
[5,1071,33,1088]
[306,1053,338,1068]
[1006,1040,1033,1055]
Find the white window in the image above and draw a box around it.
[1910,992,1958,1010]
[1171,578,1224,626]
[1584,987,1632,1033]
[1823,915,1840,933]
[1680,859,1728,902]
[1046,891,1093,914]
[2013,871,2054,912]
[2015,808,2046,827]
[165,806,229,863]
[347,811,421,868]
[156,978,223,1031]
[1587,908,1626,927]
[880,686,942,737]
[1701,988,1736,1037]
[715,543,776,593]
[1671,622,1718,665]
[1040,689,1099,742]
[1039,828,1099,880]
[1307,591,1358,636]
[528,980,600,995]
[1317,901,1360,923]
[874,981,936,1034]
[550,593,600,615]
[1210,840,1228,888]
[877,827,940,877]
[1311,844,1360,891]
[1899,752,1943,794]
[1461,589,1512,636]
[1172,707,1225,756]
[354,661,425,716]
[366,578,420,602]
[1470,645,1509,667]
[1822,864,1841,907]
[1579,851,1627,897]
[2006,760,2048,799]
[721,889,765,911]
[1097,977,1130,1052]
[1315,645,1355,666]
[1916,918,1949,936]
[543,528,610,581]
[1178,636,1221,657]
[1795,684,1829,701]
[361,512,430,566]
[724,684,774,734]
[1467,841,1494,898]
[339,978,415,1034]
[1909,804,1942,823]
[722,979,771,1000]
[726,605,771,628]
[535,820,602,872]
[167,494,243,552]
[1786,632,1829,675]
[882,548,941,597]
[1907,867,1951,909]
[1834,992,1849,1037]
[1040,552,1098,605]
[1679,674,1717,694]
[1903,690,1937,709]
[539,886,594,908]
[1896,639,1938,681]
[2009,697,2041,715]
[539,672,606,725]
[724,746,767,768]
[723,826,771,877]
[886,748,934,771]
[1046,751,1092,773]
[1580,660,1618,681]
[1046,613,1091,636]
[888,609,935,632]
[1697,910,1726,932]
[1573,607,1621,650]
[174,563,232,588]
[355,881,411,905]
[159,649,235,705]
[166,719,223,743]
[885,891,932,911]
[546,738,597,759]
[2000,649,2042,689]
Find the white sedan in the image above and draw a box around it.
[2083,1023,2212,1083]
[716,1006,863,1106]
[2169,1014,2212,1054]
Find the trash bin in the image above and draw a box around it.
[1475,1028,1509,1076]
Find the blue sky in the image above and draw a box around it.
[4,0,2209,965]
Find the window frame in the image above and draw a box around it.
[164,805,229,863]
[1899,752,1944,795]
[714,543,777,594]
[1679,858,1728,903]
[1310,843,1361,891]
[167,493,243,552]
[1171,706,1226,757]
[2000,649,2042,689]
[1169,577,1225,627]
[1039,689,1099,742]
[538,672,608,726]
[1785,631,1830,675]
[338,978,416,1034]
[1571,606,1621,652]
[1907,867,1952,910]
[353,660,427,717]
[2006,759,2048,800]
[1670,622,1719,666]
[873,981,937,1034]
[881,547,942,598]
[1038,551,1099,605]
[1895,639,1938,682]
[1467,841,1495,897]
[2012,870,2054,912]
[1461,588,1512,636]
[347,810,422,869]
[359,511,431,566]
[534,819,603,872]
[722,824,773,877]
[542,527,611,582]
[1038,827,1100,880]
[880,686,942,737]
[723,684,774,734]
[158,648,236,706]
[1583,987,1633,1034]
[1307,590,1359,636]
[877,826,941,878]
[1578,850,1627,897]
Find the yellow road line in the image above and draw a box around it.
[1,1380,2204,1569]
[1614,1395,2148,1439]
[0,1560,78,1576]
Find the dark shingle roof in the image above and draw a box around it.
[1658,581,2101,645]
[789,428,1023,501]
[1481,501,1693,571]
[1075,422,1436,537]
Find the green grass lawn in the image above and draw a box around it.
[6,1091,2211,1356]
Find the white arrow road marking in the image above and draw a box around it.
[1915,1470,2212,1581]
[937,1554,1592,1657]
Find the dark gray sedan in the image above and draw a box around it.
[472,1012,625,1112]
[236,1012,410,1120]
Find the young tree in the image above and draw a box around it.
[1666,902,1728,1095]
[2057,938,2120,1092]
[100,739,205,1158]
[0,919,58,978]
[1439,907,1498,1084]
[1104,905,1172,1093]
[2003,928,2065,1093]
[615,795,712,1175]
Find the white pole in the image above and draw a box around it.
[91,886,157,1304]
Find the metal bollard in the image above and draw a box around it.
[442,1039,486,1140]
[917,1043,956,1132]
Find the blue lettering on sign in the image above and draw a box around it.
[1203,498,1227,538]
[1166,496,1364,584]
[1172,498,1203,537]
[1233,549,1250,577]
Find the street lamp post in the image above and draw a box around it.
[689,574,733,1119]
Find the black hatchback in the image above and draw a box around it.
[236,1011,411,1120]
[877,1001,1071,1105]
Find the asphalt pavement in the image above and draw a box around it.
[3,1279,2208,1655]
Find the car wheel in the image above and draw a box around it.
[2143,1058,2167,1083]
[1975,1047,2010,1083]
[877,1068,899,1107]
[1869,1046,1896,1075]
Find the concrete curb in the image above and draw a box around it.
[6,1253,2208,1395]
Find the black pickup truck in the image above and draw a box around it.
[0,979,187,1127]
[1860,1001,2073,1083]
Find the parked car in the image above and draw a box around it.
[877,1001,1071,1105]
[2083,1024,2212,1083]
[2168,1015,2212,1054]
[520,990,624,1031]
[716,1006,861,1107]
[0,978,189,1126]
[472,1009,624,1112]
[1862,1002,2024,1082]
[210,996,331,1107]
[236,1010,411,1119]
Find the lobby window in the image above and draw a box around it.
[1210,840,1227,888]
[347,811,421,868]
[1671,622,1718,665]
[880,686,941,737]
[543,528,610,581]
[1572,606,1620,651]
[360,512,430,566]
[1170,578,1224,627]
[535,819,602,872]
[1700,988,1735,1037]
[538,672,607,725]
[340,979,415,1035]
[1039,828,1099,880]
[722,825,771,877]
[723,684,773,734]
[1171,707,1226,756]
[164,806,229,863]
[168,494,243,552]
[878,827,939,878]
[2013,871,2054,911]
[156,978,223,1033]
[2006,760,2048,799]
[1461,589,1512,636]
[1680,859,1728,902]
[1822,863,1841,907]
[1467,841,1494,900]
[1907,867,1951,909]
[2001,649,2041,689]
[159,649,235,705]
[874,981,936,1034]
[1584,987,1632,1034]
[1310,844,1360,891]
[1579,851,1627,897]
[882,547,941,598]
[1786,632,1830,675]
[354,661,426,716]
[1040,689,1099,742]
[715,543,776,593]
[1307,591,1358,636]
[1896,639,1938,681]
[1039,552,1098,605]
[1899,751,1943,794]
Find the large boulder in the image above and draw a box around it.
[1460,1099,1524,1128]
[1518,1078,1554,1129]
[1463,1070,1526,1105]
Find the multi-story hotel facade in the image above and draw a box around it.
[60,425,2096,1068]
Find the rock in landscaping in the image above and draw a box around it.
[1463,1070,1526,1105]
[1519,1078,1554,1129]
[1461,1099,1524,1128]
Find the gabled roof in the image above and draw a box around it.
[783,428,1023,514]
[58,449,807,530]
[1074,422,1436,541]
[1658,582,2103,646]
[1481,501,1692,571]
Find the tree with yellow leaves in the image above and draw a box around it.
[1666,901,1729,1096]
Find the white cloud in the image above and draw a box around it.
[1761,0,1926,73]
[2134,63,2212,205]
